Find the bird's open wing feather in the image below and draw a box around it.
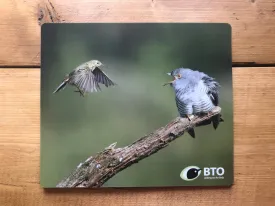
[69,66,101,93]
[92,67,116,87]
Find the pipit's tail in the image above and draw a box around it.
[53,79,69,94]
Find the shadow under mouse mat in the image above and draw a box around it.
[40,23,233,188]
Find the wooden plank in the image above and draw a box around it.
[1,0,275,66]
[0,67,275,205]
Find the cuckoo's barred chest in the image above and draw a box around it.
[175,90,215,117]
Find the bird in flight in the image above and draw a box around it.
[163,67,224,138]
[53,60,117,97]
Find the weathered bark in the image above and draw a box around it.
[56,106,222,188]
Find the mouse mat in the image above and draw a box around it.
[40,23,233,188]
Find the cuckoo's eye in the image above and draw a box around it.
[174,74,181,79]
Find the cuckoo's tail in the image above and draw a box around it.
[188,128,196,138]
[53,79,69,94]
[212,114,224,130]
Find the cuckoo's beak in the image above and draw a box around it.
[163,73,175,86]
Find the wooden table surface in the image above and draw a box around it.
[1,0,275,205]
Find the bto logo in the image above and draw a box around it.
[180,166,225,181]
[180,166,202,181]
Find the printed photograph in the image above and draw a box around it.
[40,23,233,188]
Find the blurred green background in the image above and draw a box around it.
[40,23,233,188]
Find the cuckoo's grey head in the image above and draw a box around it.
[163,68,197,87]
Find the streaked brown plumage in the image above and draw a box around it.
[53,60,116,97]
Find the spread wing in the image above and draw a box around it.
[69,66,101,93]
[201,75,220,106]
[92,67,116,87]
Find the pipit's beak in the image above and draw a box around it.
[101,63,109,70]
[163,73,175,86]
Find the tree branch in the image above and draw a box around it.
[56,106,222,188]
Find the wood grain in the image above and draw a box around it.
[1,0,275,66]
[1,68,275,205]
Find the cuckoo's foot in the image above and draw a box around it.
[186,114,195,121]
